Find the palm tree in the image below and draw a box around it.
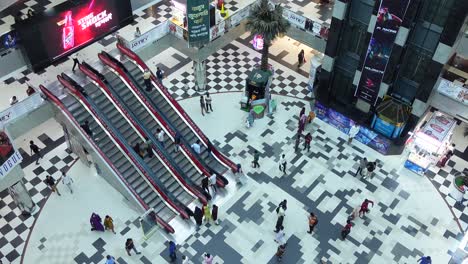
[246,0,290,71]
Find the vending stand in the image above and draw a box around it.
[404,111,457,175]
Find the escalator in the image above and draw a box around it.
[59,73,195,219]
[38,85,177,233]
[78,62,208,201]
[115,46,237,175]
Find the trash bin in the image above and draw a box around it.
[253,105,265,119]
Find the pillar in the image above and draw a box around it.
[8,179,37,215]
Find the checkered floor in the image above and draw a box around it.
[0,137,77,263]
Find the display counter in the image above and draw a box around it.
[405,110,456,175]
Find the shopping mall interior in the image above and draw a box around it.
[0,0,467,263]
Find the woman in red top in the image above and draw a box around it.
[359,199,374,218]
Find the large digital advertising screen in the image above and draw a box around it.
[16,0,133,71]
[355,0,411,105]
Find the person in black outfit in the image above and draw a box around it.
[29,140,42,165]
[156,67,164,83]
[133,143,143,158]
[80,121,93,138]
[72,54,80,72]
[173,132,181,153]
[45,175,61,196]
[274,215,284,233]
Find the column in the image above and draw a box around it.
[8,179,36,215]
[193,60,207,91]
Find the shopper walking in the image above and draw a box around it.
[200,95,206,116]
[80,120,93,138]
[274,226,286,245]
[418,256,432,264]
[298,49,305,68]
[276,244,286,262]
[304,132,312,152]
[144,137,153,158]
[205,92,213,112]
[182,256,189,264]
[359,199,374,218]
[45,175,61,196]
[341,219,353,240]
[156,128,165,148]
[104,215,116,234]
[299,107,306,119]
[203,204,212,224]
[307,212,318,233]
[133,143,143,158]
[194,206,203,227]
[30,140,42,165]
[278,199,288,212]
[168,240,177,262]
[279,154,287,174]
[252,150,260,168]
[156,67,164,84]
[10,96,18,105]
[143,69,151,91]
[90,213,104,231]
[364,161,377,179]
[125,238,141,256]
[209,172,217,195]
[191,140,201,154]
[204,253,214,264]
[105,255,116,264]
[72,53,80,72]
[61,171,74,194]
[173,132,181,153]
[212,204,219,225]
[348,123,360,144]
[294,133,302,152]
[355,157,367,177]
[274,215,284,233]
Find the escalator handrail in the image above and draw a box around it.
[58,74,189,220]
[98,52,225,188]
[79,62,207,204]
[38,84,176,233]
[117,43,237,172]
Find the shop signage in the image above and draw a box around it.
[128,21,168,51]
[315,101,390,154]
[437,78,468,106]
[355,0,411,105]
[420,112,456,142]
[186,0,210,47]
[0,131,22,179]
[229,5,251,28]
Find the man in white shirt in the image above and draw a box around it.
[348,123,360,144]
[209,172,217,194]
[61,171,74,194]
[156,128,165,148]
[279,154,287,174]
[191,140,201,154]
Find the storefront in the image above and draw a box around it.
[404,110,457,175]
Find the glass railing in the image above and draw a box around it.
[0,93,44,125]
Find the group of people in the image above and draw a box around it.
[199,93,214,116]
[201,172,218,198]
[294,107,315,153]
[341,199,375,240]
[167,240,214,263]
[89,213,116,234]
[355,157,378,180]
[9,84,36,106]
[143,67,165,92]
[190,203,220,228]
[132,128,167,158]
[44,171,74,196]
[273,200,288,261]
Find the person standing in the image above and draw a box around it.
[90,213,104,231]
[194,206,203,227]
[72,53,80,72]
[298,49,305,68]
[209,172,217,194]
[204,253,214,264]
[173,132,181,153]
[61,171,74,194]
[274,214,284,233]
[341,219,353,240]
[276,244,286,262]
[133,143,143,158]
[156,67,164,84]
[144,137,153,158]
[156,128,165,148]
[168,241,177,262]
[30,140,42,165]
[417,256,432,264]
[278,199,288,211]
[307,212,318,233]
[212,204,219,225]
[355,157,367,177]
[304,132,312,152]
[80,120,93,138]
[294,133,302,152]
[252,150,260,168]
[45,175,61,196]
[125,238,141,256]
[134,27,141,38]
[105,255,116,264]
[201,177,210,194]
[10,96,19,105]
[26,85,36,96]
[205,92,213,113]
[143,69,152,91]
[363,161,376,179]
[191,140,201,154]
[279,154,287,174]
[299,107,306,118]
[200,95,206,116]
[348,123,360,144]
[359,199,374,218]
[104,215,116,234]
[203,204,212,224]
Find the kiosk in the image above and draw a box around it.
[240,68,273,118]
[371,96,411,139]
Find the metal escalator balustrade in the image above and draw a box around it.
[57,74,189,220]
[38,85,176,233]
[79,62,207,204]
[96,52,226,188]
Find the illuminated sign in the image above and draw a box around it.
[77,10,113,30]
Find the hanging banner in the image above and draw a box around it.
[187,0,210,47]
[0,131,23,179]
[355,0,411,105]
[283,9,306,29]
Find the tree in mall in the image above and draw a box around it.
[246,0,290,71]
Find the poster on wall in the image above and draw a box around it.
[0,131,23,179]
[187,0,210,47]
[355,0,411,105]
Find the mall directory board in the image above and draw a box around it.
[355,0,411,105]
[16,0,133,71]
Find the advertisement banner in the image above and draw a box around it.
[315,102,390,154]
[283,9,306,29]
[187,0,210,47]
[420,112,455,142]
[229,5,251,28]
[355,0,411,105]
[0,131,23,179]
[128,21,168,51]
[437,78,468,106]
